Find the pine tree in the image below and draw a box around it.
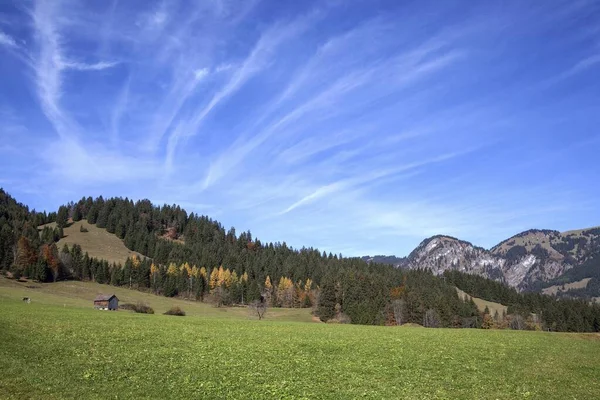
[72,206,82,222]
[248,280,261,302]
[56,206,69,228]
[317,277,337,322]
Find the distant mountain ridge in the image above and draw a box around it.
[360,255,407,268]
[365,227,600,295]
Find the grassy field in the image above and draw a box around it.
[2,281,600,399]
[39,220,143,265]
[0,277,313,322]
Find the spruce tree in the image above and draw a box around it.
[317,277,337,322]
[56,206,68,228]
[72,206,82,222]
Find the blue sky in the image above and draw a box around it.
[0,0,599,257]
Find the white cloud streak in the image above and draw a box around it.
[278,150,470,215]
[61,60,120,71]
[2,0,598,255]
[0,30,17,48]
[202,38,462,188]
[30,1,159,184]
[164,12,320,172]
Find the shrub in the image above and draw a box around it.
[134,302,154,314]
[164,306,185,316]
[120,302,154,314]
[79,225,88,233]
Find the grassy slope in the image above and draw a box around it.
[492,230,563,258]
[542,278,591,296]
[493,226,600,258]
[1,299,599,399]
[40,220,143,265]
[0,277,313,322]
[562,226,600,236]
[456,287,508,317]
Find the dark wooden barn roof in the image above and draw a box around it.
[94,294,118,302]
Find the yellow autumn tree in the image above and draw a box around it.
[294,280,305,306]
[231,271,239,286]
[209,267,219,290]
[199,267,208,290]
[217,266,226,287]
[304,278,313,292]
[167,262,178,276]
[191,266,199,278]
[265,276,273,292]
[179,262,192,278]
[276,277,295,307]
[150,263,160,293]
[301,278,314,307]
[262,275,273,305]
[131,254,141,269]
[223,268,232,288]
[241,271,248,283]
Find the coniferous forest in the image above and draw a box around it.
[1,188,599,331]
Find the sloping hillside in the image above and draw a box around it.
[0,276,313,322]
[542,278,591,296]
[39,220,143,265]
[491,229,562,257]
[491,227,600,262]
[455,287,508,317]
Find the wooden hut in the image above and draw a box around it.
[93,294,119,310]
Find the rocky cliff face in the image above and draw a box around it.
[404,227,600,290]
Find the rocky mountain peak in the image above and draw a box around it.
[402,228,600,290]
[365,226,600,292]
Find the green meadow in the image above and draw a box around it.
[1,281,599,399]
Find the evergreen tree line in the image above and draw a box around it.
[0,189,57,272]
[444,270,600,332]
[1,189,599,331]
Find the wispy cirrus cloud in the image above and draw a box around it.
[29,0,159,184]
[0,30,17,48]
[1,0,599,256]
[552,53,600,82]
[60,60,119,71]
[201,36,463,189]
[164,11,322,173]
[278,149,472,215]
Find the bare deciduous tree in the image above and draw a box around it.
[461,316,478,328]
[392,299,406,326]
[59,251,73,276]
[249,296,268,320]
[510,314,525,330]
[213,286,229,307]
[423,308,440,328]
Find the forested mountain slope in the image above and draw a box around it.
[0,189,481,327]
[361,255,407,268]
[1,189,599,331]
[398,227,600,297]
